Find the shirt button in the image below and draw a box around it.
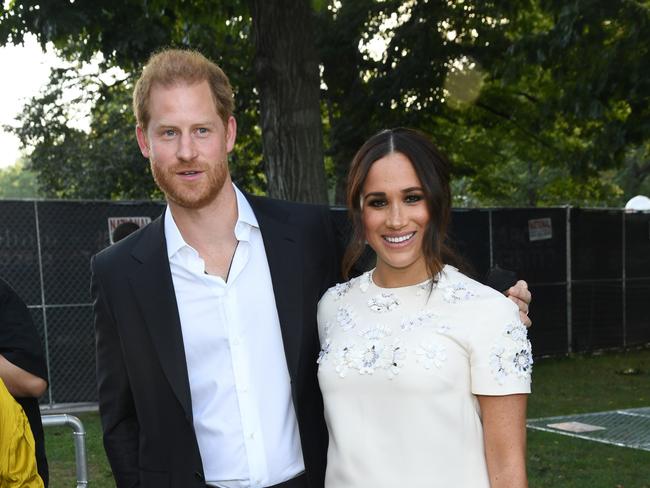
[248,432,255,440]
[232,338,241,346]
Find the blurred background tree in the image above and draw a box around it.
[1,0,648,206]
[0,158,40,198]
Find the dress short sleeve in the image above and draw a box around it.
[469,295,532,395]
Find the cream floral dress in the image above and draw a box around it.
[316,265,532,488]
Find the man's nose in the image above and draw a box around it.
[176,133,198,161]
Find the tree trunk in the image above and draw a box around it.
[248,0,328,203]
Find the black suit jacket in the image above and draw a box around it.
[91,195,341,488]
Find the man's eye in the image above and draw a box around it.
[163,129,176,137]
[196,127,209,135]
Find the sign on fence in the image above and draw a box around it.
[528,217,553,242]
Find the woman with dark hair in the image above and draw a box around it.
[317,128,531,487]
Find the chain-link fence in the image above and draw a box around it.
[449,207,650,356]
[1,200,649,406]
[1,200,164,406]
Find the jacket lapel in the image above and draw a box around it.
[127,213,193,423]
[248,196,304,383]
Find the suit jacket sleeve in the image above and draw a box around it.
[91,254,141,487]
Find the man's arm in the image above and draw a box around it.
[92,257,141,488]
[0,354,47,398]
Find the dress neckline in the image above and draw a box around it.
[367,268,436,291]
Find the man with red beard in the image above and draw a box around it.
[92,49,340,488]
[91,49,532,488]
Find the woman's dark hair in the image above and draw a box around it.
[342,127,464,281]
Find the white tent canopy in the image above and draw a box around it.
[624,195,650,211]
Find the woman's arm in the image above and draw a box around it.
[478,393,528,488]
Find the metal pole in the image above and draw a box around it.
[41,414,89,487]
[33,201,52,406]
[488,209,494,268]
[566,207,573,353]
[622,211,627,347]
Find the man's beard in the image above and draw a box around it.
[150,159,228,209]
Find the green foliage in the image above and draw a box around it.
[1,0,265,199]
[8,65,156,199]
[2,0,649,205]
[616,143,650,199]
[497,0,650,204]
[317,0,648,206]
[0,159,40,198]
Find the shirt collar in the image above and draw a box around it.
[233,184,258,230]
[164,183,259,259]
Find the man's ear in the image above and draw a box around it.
[136,126,150,158]
[225,116,237,153]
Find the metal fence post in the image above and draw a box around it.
[566,206,572,353]
[488,208,494,269]
[622,210,627,347]
[33,201,52,406]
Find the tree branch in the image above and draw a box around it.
[474,100,557,152]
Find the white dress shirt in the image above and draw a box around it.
[165,185,304,487]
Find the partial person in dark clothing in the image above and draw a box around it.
[111,221,141,244]
[0,278,49,487]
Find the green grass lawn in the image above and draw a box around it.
[527,347,650,487]
[44,347,650,487]
[43,410,113,487]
